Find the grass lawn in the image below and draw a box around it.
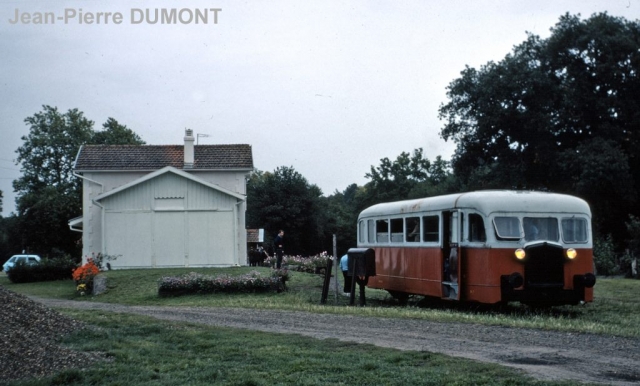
[5,309,578,386]
[1,269,637,385]
[2,268,639,338]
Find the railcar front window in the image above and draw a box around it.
[493,217,520,240]
[562,217,588,243]
[469,213,486,242]
[358,220,365,243]
[524,217,559,241]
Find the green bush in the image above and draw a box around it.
[625,215,640,279]
[158,269,290,297]
[7,256,76,283]
[619,250,638,279]
[593,234,619,276]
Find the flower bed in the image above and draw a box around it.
[158,269,289,297]
[288,252,333,274]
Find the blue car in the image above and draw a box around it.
[2,254,41,272]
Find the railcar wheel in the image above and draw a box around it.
[388,290,410,305]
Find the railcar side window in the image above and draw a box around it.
[524,217,559,241]
[422,215,439,242]
[405,217,420,242]
[469,213,486,242]
[376,219,389,243]
[562,217,588,243]
[390,218,403,242]
[493,217,520,240]
[367,219,375,243]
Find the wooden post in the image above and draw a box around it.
[333,234,338,303]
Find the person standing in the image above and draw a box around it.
[274,230,285,269]
[340,254,352,294]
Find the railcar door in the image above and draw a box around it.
[442,210,461,300]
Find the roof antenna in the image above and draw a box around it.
[197,133,210,145]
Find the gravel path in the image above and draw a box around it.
[31,296,640,385]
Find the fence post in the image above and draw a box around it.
[333,234,338,303]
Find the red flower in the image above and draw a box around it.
[72,260,100,282]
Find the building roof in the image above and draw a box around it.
[74,144,253,171]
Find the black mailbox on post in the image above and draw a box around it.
[347,248,376,306]
[347,248,376,277]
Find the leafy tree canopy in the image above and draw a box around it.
[93,117,146,145]
[359,148,456,208]
[438,12,640,238]
[246,166,325,256]
[11,105,145,257]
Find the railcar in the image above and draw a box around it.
[356,190,596,305]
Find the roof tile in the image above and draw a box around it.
[74,144,253,171]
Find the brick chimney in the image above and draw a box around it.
[184,128,194,169]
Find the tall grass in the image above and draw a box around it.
[2,270,639,337]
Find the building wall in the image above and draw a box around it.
[79,169,249,267]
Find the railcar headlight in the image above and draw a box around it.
[515,248,526,260]
[566,248,577,260]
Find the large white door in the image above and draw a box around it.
[187,211,235,266]
[153,212,186,267]
[104,212,153,267]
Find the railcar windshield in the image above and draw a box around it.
[523,217,559,242]
[493,217,520,240]
[492,215,585,243]
[561,217,588,243]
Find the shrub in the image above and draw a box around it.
[158,269,289,297]
[6,256,76,283]
[593,234,619,276]
[625,215,640,279]
[619,250,638,279]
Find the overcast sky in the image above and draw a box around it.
[1,0,639,216]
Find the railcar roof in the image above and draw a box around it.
[358,190,591,219]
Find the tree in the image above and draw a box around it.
[13,106,93,256]
[439,13,640,241]
[0,215,21,265]
[12,106,144,257]
[92,118,145,145]
[359,148,456,209]
[322,183,361,256]
[246,167,326,256]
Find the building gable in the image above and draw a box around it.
[94,166,244,211]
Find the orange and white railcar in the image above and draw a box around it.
[357,190,596,305]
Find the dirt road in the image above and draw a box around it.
[33,297,640,385]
